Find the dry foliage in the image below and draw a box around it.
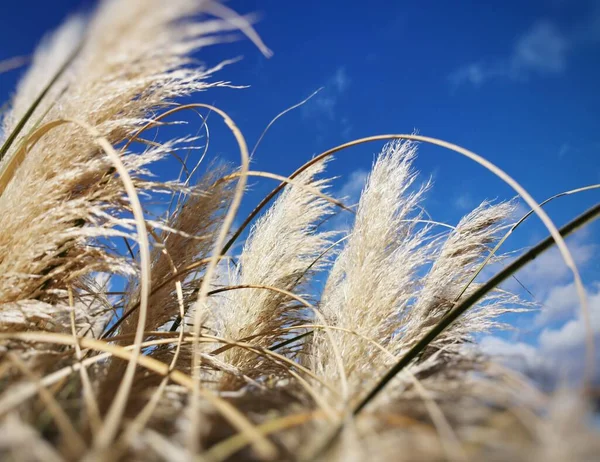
[0,1,597,461]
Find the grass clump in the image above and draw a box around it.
[0,1,598,461]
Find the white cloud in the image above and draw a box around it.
[480,336,545,372]
[513,231,595,295]
[332,67,350,93]
[309,94,337,120]
[536,282,580,325]
[535,290,600,386]
[449,63,487,87]
[338,169,368,202]
[558,142,571,158]
[450,20,572,87]
[303,67,350,122]
[453,193,475,211]
[481,281,600,388]
[496,229,596,324]
[478,223,600,388]
[326,168,368,233]
[341,116,353,139]
[512,21,568,75]
[539,284,600,351]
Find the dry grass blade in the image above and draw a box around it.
[185,103,250,456]
[205,411,322,462]
[110,239,187,457]
[100,257,234,339]
[0,331,278,459]
[61,119,151,452]
[1,2,598,460]
[204,285,343,399]
[6,353,87,459]
[0,337,187,416]
[68,286,102,433]
[205,0,273,58]
[115,168,230,340]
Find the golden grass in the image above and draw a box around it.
[0,1,598,461]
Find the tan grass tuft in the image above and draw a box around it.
[0,2,597,461]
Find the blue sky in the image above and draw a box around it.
[1,0,599,387]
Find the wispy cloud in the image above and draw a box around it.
[558,142,571,158]
[450,21,568,88]
[325,168,368,234]
[536,282,582,325]
[512,21,569,75]
[302,67,352,138]
[331,66,350,93]
[450,11,600,88]
[453,193,475,211]
[338,168,368,201]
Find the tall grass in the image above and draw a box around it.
[0,1,598,461]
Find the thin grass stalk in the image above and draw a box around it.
[185,104,250,456]
[250,88,322,158]
[64,119,152,452]
[67,286,102,433]
[0,332,278,458]
[6,353,87,459]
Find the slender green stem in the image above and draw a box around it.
[270,330,314,352]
